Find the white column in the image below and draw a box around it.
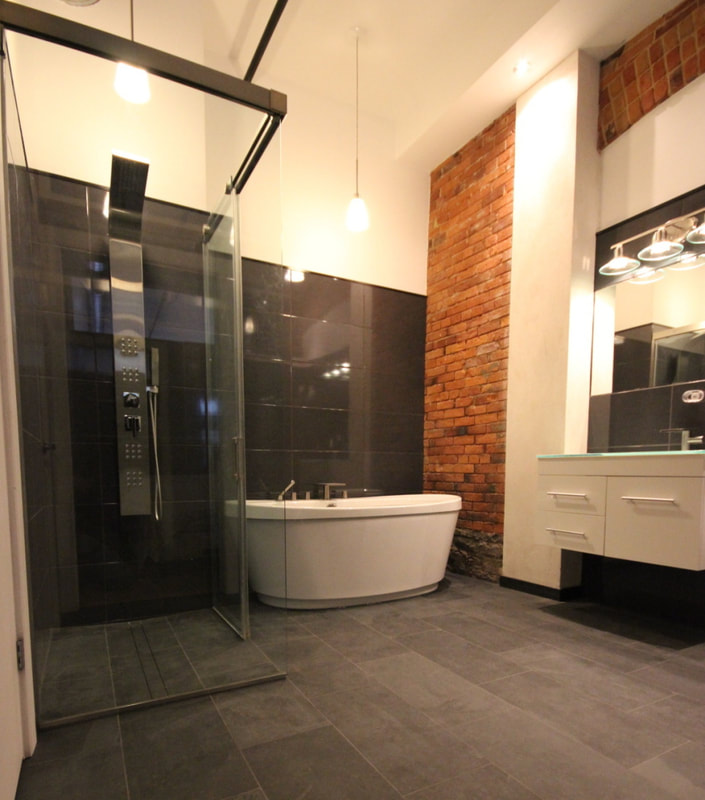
[503,51,601,589]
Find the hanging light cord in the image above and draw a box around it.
[129,0,134,42]
[354,31,360,196]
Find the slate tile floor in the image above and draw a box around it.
[33,608,284,724]
[16,573,705,800]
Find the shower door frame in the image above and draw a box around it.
[0,3,288,728]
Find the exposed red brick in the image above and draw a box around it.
[424,106,515,580]
[599,0,705,150]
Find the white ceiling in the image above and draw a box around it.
[14,0,681,169]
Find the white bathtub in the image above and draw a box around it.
[242,493,461,609]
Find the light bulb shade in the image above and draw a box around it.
[686,221,705,244]
[629,266,666,285]
[114,63,151,104]
[346,194,369,232]
[637,228,683,261]
[668,251,705,271]
[598,244,640,276]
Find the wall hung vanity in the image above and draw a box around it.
[537,452,705,570]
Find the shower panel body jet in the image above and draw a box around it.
[108,153,151,516]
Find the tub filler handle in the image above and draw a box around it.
[277,479,296,501]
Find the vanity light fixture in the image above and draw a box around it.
[598,243,640,276]
[114,0,150,104]
[345,28,369,232]
[686,217,705,244]
[668,251,705,271]
[628,266,666,285]
[637,227,683,261]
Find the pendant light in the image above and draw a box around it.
[114,0,150,104]
[598,243,640,276]
[345,29,369,232]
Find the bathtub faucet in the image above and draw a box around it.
[277,479,296,501]
[316,482,347,500]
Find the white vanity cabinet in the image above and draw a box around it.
[537,453,705,570]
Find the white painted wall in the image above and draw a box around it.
[503,51,601,589]
[600,72,705,230]
[240,72,430,293]
[5,15,430,295]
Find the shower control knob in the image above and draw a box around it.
[123,391,140,408]
[124,415,142,436]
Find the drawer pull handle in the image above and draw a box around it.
[547,492,588,499]
[621,495,676,504]
[546,528,587,538]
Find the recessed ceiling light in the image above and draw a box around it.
[61,0,101,5]
[513,58,531,77]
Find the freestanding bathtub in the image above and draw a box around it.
[242,493,461,609]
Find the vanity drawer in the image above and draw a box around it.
[537,510,605,554]
[537,475,606,515]
[605,477,705,569]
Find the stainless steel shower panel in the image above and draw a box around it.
[110,237,151,515]
[109,153,151,516]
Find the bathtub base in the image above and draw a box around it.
[255,582,439,610]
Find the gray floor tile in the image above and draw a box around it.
[453,705,684,800]
[242,725,403,799]
[311,677,439,734]
[399,628,524,684]
[214,679,328,748]
[627,693,705,742]
[529,620,668,673]
[360,651,508,727]
[39,665,116,720]
[120,696,258,800]
[343,602,439,637]
[406,763,542,800]
[632,741,705,798]
[16,716,127,800]
[503,647,672,710]
[484,669,686,767]
[630,656,705,701]
[425,611,537,652]
[300,615,408,663]
[313,683,487,794]
[287,656,370,699]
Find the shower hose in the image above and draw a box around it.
[147,386,163,521]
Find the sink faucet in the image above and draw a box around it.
[662,428,704,451]
[316,482,347,500]
[277,479,295,501]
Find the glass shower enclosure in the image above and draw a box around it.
[0,4,287,727]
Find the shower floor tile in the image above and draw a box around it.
[36,607,281,724]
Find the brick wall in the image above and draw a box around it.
[426,0,701,582]
[424,107,514,581]
[599,0,705,149]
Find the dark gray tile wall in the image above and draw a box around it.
[11,169,426,628]
[242,259,426,498]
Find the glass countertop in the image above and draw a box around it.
[539,451,705,459]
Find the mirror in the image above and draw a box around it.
[592,184,705,396]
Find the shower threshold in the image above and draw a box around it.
[34,606,286,728]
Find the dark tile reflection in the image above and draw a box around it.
[608,386,672,451]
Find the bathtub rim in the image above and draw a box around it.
[240,492,462,520]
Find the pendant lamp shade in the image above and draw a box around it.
[115,0,150,104]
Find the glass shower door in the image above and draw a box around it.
[203,190,249,638]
